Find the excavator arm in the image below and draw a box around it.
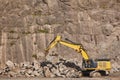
[45,36,61,52]
[59,41,89,60]
[45,35,89,60]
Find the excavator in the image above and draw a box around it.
[45,35,111,77]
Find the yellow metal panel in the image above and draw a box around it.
[45,36,61,51]
[60,41,89,60]
[97,61,111,70]
[106,62,111,70]
[80,49,89,60]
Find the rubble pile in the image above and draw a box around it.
[0,59,82,78]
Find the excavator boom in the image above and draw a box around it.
[45,35,89,60]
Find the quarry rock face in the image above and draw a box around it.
[0,0,120,75]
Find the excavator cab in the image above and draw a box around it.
[82,59,97,69]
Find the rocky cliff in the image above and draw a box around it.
[0,0,120,69]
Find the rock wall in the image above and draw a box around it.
[0,0,120,68]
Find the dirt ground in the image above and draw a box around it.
[0,74,120,80]
[0,77,120,80]
[0,72,119,80]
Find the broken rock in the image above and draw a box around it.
[8,71,17,77]
[33,71,40,76]
[43,66,54,77]
[6,60,15,69]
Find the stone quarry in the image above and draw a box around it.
[0,0,120,78]
[0,55,120,78]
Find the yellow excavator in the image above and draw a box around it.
[45,35,111,77]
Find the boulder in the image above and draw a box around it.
[33,71,40,76]
[8,71,17,77]
[32,60,39,70]
[20,69,26,75]
[6,60,15,69]
[0,70,3,75]
[20,62,31,69]
[43,66,54,77]
[26,69,32,75]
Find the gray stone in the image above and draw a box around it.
[6,60,15,69]
[66,69,75,78]
[0,70,3,75]
[43,66,54,77]
[32,60,39,70]
[8,71,17,77]
[20,62,31,69]
[26,69,32,75]
[58,63,67,72]
[50,67,61,77]
[25,73,31,77]
[33,71,40,76]
[20,69,26,75]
